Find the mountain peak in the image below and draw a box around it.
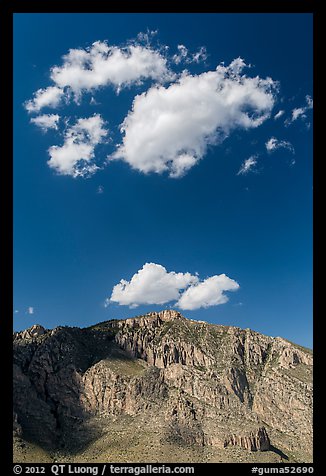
[14,323,46,340]
[127,309,184,322]
[147,309,185,321]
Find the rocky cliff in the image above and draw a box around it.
[13,310,313,463]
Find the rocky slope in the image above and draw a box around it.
[13,310,313,462]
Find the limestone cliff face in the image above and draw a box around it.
[114,310,214,368]
[251,337,313,456]
[13,311,313,461]
[224,427,270,451]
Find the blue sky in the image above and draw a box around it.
[13,13,313,348]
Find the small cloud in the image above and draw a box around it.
[265,137,295,154]
[237,155,258,175]
[97,185,104,194]
[305,95,313,109]
[14,310,19,313]
[176,274,240,310]
[30,114,60,132]
[172,45,208,65]
[24,86,65,113]
[136,29,158,45]
[172,44,189,65]
[192,46,208,63]
[27,307,34,315]
[291,107,307,122]
[47,114,108,178]
[274,110,284,120]
[285,95,313,126]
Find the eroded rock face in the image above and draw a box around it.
[114,310,214,368]
[80,363,167,416]
[13,312,313,460]
[224,427,270,451]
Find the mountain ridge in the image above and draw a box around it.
[13,310,313,463]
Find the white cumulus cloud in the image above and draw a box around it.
[107,262,239,310]
[24,86,65,113]
[112,58,277,178]
[47,114,108,177]
[27,307,34,315]
[237,155,258,175]
[109,263,198,307]
[30,114,60,131]
[176,274,240,310]
[50,40,172,100]
[24,38,173,112]
[265,137,295,154]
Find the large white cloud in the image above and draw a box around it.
[109,263,198,307]
[112,58,277,178]
[24,39,283,180]
[47,114,108,177]
[108,262,239,310]
[51,41,171,97]
[24,39,173,113]
[48,40,171,107]
[176,274,240,310]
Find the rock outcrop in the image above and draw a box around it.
[224,427,270,451]
[13,311,313,462]
[14,324,46,340]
